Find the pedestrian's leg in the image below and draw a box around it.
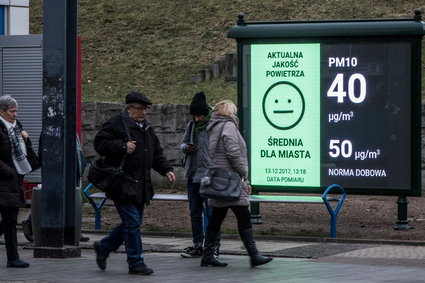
[204,199,221,256]
[200,207,227,267]
[232,206,273,267]
[1,207,29,268]
[2,208,19,261]
[94,203,126,271]
[115,203,144,266]
[99,223,125,252]
[115,202,152,275]
[188,180,205,245]
[181,180,205,258]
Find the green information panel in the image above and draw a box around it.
[250,44,321,187]
[229,16,423,195]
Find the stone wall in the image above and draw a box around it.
[83,102,425,189]
[82,102,191,188]
[187,52,237,84]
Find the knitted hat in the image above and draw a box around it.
[125,91,152,105]
[189,92,209,116]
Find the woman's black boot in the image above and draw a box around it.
[240,228,273,267]
[200,231,227,267]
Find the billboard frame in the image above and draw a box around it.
[228,11,425,196]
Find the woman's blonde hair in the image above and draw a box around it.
[213,99,237,117]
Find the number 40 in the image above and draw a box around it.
[327,73,366,103]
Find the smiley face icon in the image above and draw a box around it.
[262,81,305,130]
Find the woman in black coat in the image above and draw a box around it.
[0,95,32,268]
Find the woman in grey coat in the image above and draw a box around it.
[200,100,272,268]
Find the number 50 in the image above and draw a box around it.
[329,139,352,158]
[327,73,366,103]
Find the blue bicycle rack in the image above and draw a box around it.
[322,184,346,238]
[83,183,107,230]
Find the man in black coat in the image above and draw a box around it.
[93,91,176,275]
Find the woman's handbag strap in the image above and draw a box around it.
[210,121,227,165]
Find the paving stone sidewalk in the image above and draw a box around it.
[2,231,425,282]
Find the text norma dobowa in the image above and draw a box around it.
[267,168,387,183]
[329,168,387,177]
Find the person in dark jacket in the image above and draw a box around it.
[93,91,176,275]
[179,92,220,258]
[0,95,32,268]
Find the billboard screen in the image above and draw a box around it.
[243,39,420,195]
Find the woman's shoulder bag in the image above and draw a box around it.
[199,121,242,201]
[88,115,131,194]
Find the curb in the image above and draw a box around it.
[82,229,425,247]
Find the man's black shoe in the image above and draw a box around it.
[80,235,90,242]
[94,241,108,271]
[128,263,154,275]
[7,258,30,268]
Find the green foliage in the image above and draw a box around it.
[29,0,424,103]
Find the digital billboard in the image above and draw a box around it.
[229,17,424,195]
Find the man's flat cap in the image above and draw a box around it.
[125,91,152,105]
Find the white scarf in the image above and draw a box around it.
[0,116,31,175]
